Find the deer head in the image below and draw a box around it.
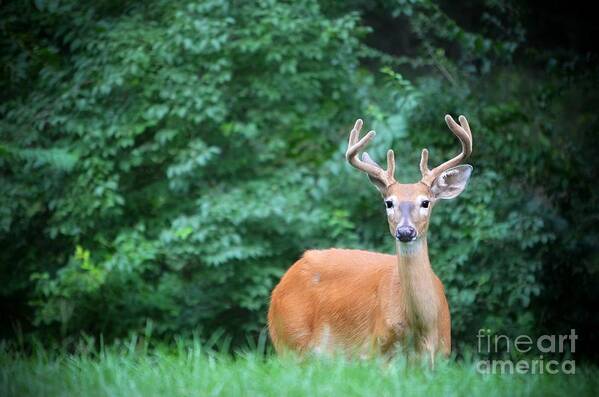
[346,115,473,243]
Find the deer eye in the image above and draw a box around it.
[421,200,430,208]
[385,200,393,209]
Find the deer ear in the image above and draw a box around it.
[431,165,473,200]
[361,152,387,194]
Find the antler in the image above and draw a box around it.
[419,115,473,186]
[345,119,396,188]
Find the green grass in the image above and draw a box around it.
[1,341,597,397]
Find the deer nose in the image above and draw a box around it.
[396,226,417,242]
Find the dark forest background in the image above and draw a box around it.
[1,0,598,361]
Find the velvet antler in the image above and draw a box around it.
[345,119,396,189]
[419,115,473,186]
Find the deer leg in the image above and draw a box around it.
[418,332,438,370]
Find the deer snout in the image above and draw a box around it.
[396,226,417,242]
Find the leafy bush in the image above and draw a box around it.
[1,0,598,359]
[1,0,370,341]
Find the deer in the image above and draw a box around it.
[267,115,473,365]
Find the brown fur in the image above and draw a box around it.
[268,248,451,357]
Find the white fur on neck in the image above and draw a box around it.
[397,238,424,257]
[395,236,439,334]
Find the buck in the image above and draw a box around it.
[268,115,473,364]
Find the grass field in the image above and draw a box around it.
[1,340,597,397]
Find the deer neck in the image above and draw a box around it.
[395,237,439,330]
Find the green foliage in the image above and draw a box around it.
[0,0,369,341]
[1,0,598,359]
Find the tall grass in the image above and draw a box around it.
[0,337,597,397]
